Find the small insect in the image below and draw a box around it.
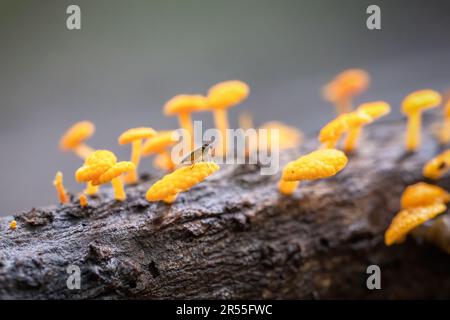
[180,138,216,167]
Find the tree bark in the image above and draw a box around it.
[1,118,450,299]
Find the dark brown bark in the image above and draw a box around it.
[1,118,450,299]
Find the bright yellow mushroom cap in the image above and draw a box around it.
[341,110,373,127]
[118,127,157,145]
[401,89,442,114]
[164,94,208,115]
[357,101,391,119]
[323,69,370,102]
[384,203,447,246]
[319,115,349,144]
[146,162,220,201]
[423,149,450,180]
[75,150,117,183]
[59,121,95,150]
[141,131,178,156]
[207,80,250,109]
[401,182,450,209]
[92,161,135,186]
[282,149,348,181]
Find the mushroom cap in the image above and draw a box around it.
[282,149,348,181]
[423,149,450,180]
[323,69,370,102]
[141,130,177,156]
[207,80,250,109]
[118,127,156,145]
[259,121,303,150]
[384,203,447,246]
[146,162,219,201]
[401,89,442,114]
[318,115,349,143]
[401,182,450,209]
[341,110,373,128]
[59,121,95,151]
[75,150,117,183]
[357,101,391,120]
[92,161,135,186]
[164,94,208,116]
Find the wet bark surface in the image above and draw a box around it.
[1,118,450,299]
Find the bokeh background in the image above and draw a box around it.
[0,0,449,215]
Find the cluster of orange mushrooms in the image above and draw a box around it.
[8,70,450,251]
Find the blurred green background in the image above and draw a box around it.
[0,0,449,215]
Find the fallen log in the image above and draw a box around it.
[1,118,450,299]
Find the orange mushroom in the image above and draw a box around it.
[323,69,370,115]
[401,182,450,209]
[318,114,349,149]
[59,121,95,159]
[278,149,348,195]
[385,203,447,246]
[402,89,442,151]
[141,130,178,172]
[343,101,391,152]
[164,95,208,149]
[146,161,220,204]
[207,80,250,155]
[118,127,156,184]
[75,150,135,201]
[53,171,69,204]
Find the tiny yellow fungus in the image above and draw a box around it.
[402,89,442,151]
[146,162,220,202]
[384,203,447,246]
[164,95,208,149]
[9,220,17,230]
[259,121,303,150]
[53,171,69,204]
[207,80,250,155]
[278,180,299,195]
[401,182,450,209]
[163,194,178,204]
[118,127,156,184]
[79,194,88,207]
[323,69,370,115]
[59,121,95,159]
[318,115,349,148]
[141,130,177,172]
[75,150,135,201]
[278,149,348,195]
[343,101,391,152]
[423,149,450,180]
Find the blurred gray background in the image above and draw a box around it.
[0,0,449,215]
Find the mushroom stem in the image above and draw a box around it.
[213,108,230,155]
[344,126,362,152]
[178,112,194,149]
[336,98,352,115]
[126,140,142,183]
[322,138,338,149]
[111,177,126,201]
[406,112,421,151]
[74,143,94,159]
[278,180,299,195]
[163,194,178,204]
[85,182,98,196]
[53,171,68,204]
